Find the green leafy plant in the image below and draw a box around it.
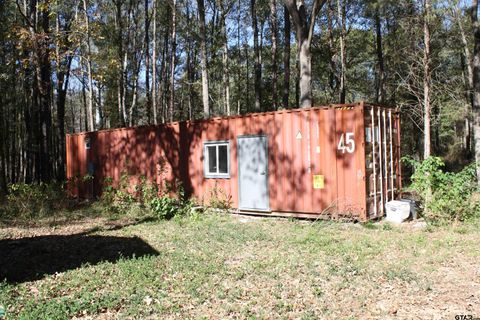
[403,156,480,223]
[1,183,70,220]
[150,183,196,220]
[150,196,180,219]
[100,172,197,220]
[100,172,157,217]
[134,176,158,204]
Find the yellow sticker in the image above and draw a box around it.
[313,175,324,189]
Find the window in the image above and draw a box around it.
[204,141,230,178]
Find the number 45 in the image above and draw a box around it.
[338,132,355,154]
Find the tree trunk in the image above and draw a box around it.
[197,0,210,118]
[55,56,72,182]
[251,0,262,111]
[152,0,158,124]
[0,100,7,195]
[28,1,39,182]
[97,85,104,128]
[82,71,88,132]
[145,0,151,124]
[295,55,300,107]
[284,0,326,108]
[457,4,473,153]
[169,0,176,122]
[83,0,95,131]
[423,0,432,159]
[115,0,126,127]
[221,2,231,115]
[471,0,480,183]
[129,48,143,127]
[337,0,346,103]
[298,36,311,108]
[270,0,278,110]
[187,45,195,120]
[237,0,242,114]
[374,5,386,104]
[245,43,251,112]
[283,5,291,109]
[327,0,338,97]
[122,51,128,125]
[185,4,194,120]
[159,28,169,123]
[37,2,53,182]
[54,9,73,181]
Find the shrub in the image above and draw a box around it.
[101,173,196,220]
[100,173,156,217]
[134,176,158,204]
[150,196,180,219]
[150,184,196,220]
[1,182,70,220]
[403,157,480,223]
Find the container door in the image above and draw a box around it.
[334,105,367,220]
[363,106,400,219]
[237,136,269,211]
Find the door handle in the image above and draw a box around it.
[260,171,266,175]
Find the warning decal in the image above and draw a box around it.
[313,175,324,189]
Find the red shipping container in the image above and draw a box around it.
[66,102,401,221]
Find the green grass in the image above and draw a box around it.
[1,213,479,319]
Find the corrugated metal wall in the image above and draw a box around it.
[66,102,401,221]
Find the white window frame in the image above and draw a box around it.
[204,141,230,179]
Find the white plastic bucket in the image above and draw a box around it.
[385,200,411,224]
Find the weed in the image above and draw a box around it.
[382,222,394,230]
[384,266,417,283]
[362,221,378,229]
[207,184,232,210]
